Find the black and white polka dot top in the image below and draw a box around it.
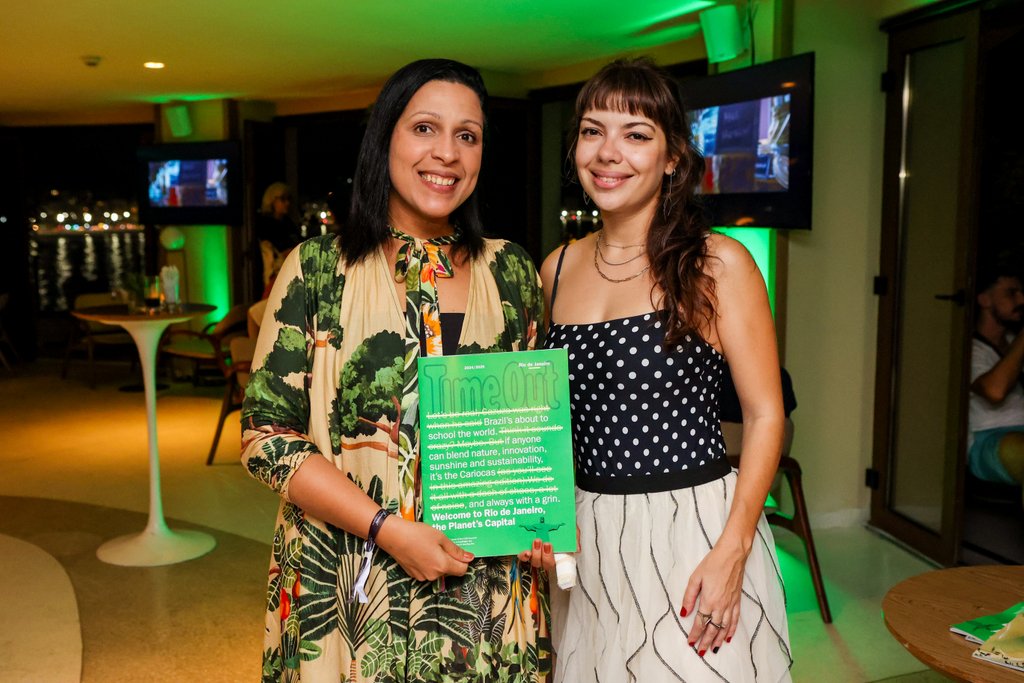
[545,313,731,494]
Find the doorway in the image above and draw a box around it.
[871,1,1024,566]
[960,3,1024,565]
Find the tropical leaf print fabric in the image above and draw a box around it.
[242,235,548,682]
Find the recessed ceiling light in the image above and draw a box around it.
[144,62,165,70]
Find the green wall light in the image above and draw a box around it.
[713,227,776,315]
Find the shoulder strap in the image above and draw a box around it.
[549,243,569,323]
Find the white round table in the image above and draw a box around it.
[73,303,217,566]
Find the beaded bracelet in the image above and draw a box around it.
[349,508,391,604]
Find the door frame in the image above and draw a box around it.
[870,7,981,565]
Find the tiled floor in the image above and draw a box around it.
[0,359,953,681]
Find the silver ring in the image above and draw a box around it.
[709,621,724,630]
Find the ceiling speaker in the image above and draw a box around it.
[699,5,745,64]
[164,104,193,138]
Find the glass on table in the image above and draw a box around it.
[142,275,162,312]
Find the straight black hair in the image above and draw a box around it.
[341,58,488,265]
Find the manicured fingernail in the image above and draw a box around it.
[726,637,732,644]
[713,647,720,654]
[688,640,695,647]
[543,542,552,552]
[534,539,541,548]
[681,607,688,617]
[698,649,706,658]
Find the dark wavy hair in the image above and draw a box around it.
[341,58,488,264]
[570,57,715,348]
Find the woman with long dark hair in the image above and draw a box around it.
[539,58,792,681]
[242,59,549,682]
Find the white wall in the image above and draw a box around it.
[786,0,890,527]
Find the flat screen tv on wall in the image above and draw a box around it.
[682,52,814,230]
[137,141,242,225]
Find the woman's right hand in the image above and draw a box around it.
[518,538,556,572]
[375,516,473,581]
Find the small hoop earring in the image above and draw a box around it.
[583,192,591,206]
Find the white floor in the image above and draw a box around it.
[0,360,949,682]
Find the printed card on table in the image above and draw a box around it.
[417,348,576,557]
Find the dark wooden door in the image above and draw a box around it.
[870,7,980,565]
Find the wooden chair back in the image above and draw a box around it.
[719,417,832,623]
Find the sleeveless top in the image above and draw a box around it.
[543,245,730,495]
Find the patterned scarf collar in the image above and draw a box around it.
[389,225,459,359]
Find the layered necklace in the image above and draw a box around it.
[593,229,649,283]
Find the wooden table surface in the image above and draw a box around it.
[883,565,1024,682]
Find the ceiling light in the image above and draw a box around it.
[144,62,165,70]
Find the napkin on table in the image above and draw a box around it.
[160,266,180,304]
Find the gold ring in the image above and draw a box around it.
[695,610,711,620]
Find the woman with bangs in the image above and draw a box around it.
[535,58,792,681]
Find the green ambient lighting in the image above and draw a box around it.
[773,542,843,615]
[147,93,236,104]
[713,227,776,315]
[639,0,717,27]
[182,225,231,324]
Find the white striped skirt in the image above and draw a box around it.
[551,471,793,683]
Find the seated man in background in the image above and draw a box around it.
[969,259,1024,500]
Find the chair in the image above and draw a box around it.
[0,293,18,369]
[247,298,268,339]
[161,303,249,386]
[721,418,833,623]
[964,471,1022,511]
[61,292,136,388]
[207,335,257,465]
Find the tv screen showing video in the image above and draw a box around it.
[679,52,813,229]
[688,93,791,195]
[148,159,229,207]
[137,141,242,225]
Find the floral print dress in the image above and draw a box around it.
[242,235,549,683]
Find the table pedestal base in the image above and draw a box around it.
[97,528,216,567]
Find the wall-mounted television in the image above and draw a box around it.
[137,141,242,225]
[682,52,814,230]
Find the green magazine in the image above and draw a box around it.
[417,348,576,557]
[950,601,1024,644]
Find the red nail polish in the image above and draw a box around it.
[726,637,732,644]
[698,649,706,658]
[680,607,688,617]
[688,640,695,647]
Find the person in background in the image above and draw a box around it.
[241,59,550,682]
[969,255,1024,503]
[534,57,792,682]
[255,181,303,297]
